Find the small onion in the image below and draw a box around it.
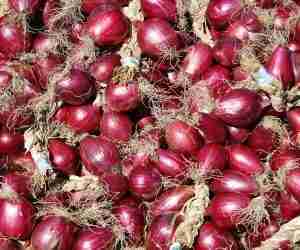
[31,216,78,250]
[80,136,120,176]
[129,164,161,201]
[227,144,264,176]
[214,88,263,128]
[141,0,177,22]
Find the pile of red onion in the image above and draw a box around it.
[2,0,300,249]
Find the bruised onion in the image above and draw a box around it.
[0,196,35,239]
[150,186,194,217]
[165,120,203,154]
[0,130,24,154]
[195,222,239,250]
[227,144,264,175]
[129,164,161,201]
[137,18,181,58]
[56,69,94,105]
[210,169,258,195]
[100,111,132,142]
[80,136,120,176]
[48,139,79,175]
[105,81,140,112]
[86,7,129,46]
[72,227,114,250]
[214,88,263,128]
[141,0,176,22]
[31,216,78,250]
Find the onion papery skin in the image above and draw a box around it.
[0,18,30,58]
[146,214,180,250]
[100,111,132,142]
[101,172,128,200]
[212,38,242,67]
[72,227,114,250]
[137,18,181,58]
[156,149,187,179]
[201,65,232,99]
[227,144,264,176]
[207,192,250,230]
[195,222,239,250]
[34,55,63,89]
[89,54,121,82]
[196,143,227,176]
[81,0,121,14]
[48,139,79,176]
[247,126,277,158]
[0,70,12,89]
[2,172,31,198]
[270,147,300,171]
[8,0,40,13]
[141,0,176,22]
[165,120,203,154]
[8,152,36,174]
[64,104,101,133]
[79,136,120,176]
[266,46,294,90]
[0,196,35,240]
[0,238,23,250]
[113,197,145,244]
[129,164,161,201]
[105,81,140,112]
[31,216,78,250]
[214,88,263,128]
[207,0,242,30]
[181,42,213,82]
[56,69,95,105]
[0,130,24,155]
[86,7,129,46]
[150,186,194,217]
[285,168,300,203]
[279,192,300,222]
[210,169,258,195]
[287,107,300,133]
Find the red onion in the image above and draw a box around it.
[213,37,242,67]
[81,0,121,14]
[270,147,300,171]
[73,227,114,250]
[86,7,129,46]
[227,125,249,144]
[0,17,30,58]
[113,197,145,244]
[105,81,140,112]
[165,120,203,154]
[285,168,300,203]
[150,186,194,217]
[291,51,300,84]
[8,152,36,174]
[100,111,132,142]
[8,0,40,13]
[146,214,180,250]
[196,143,227,176]
[101,172,128,200]
[210,169,258,195]
[137,18,182,58]
[233,66,251,81]
[181,42,213,81]
[207,0,242,29]
[201,65,232,99]
[0,130,24,155]
[279,192,300,222]
[56,69,95,105]
[141,0,176,22]
[257,0,274,8]
[32,33,54,54]
[80,136,120,176]
[156,149,187,178]
[227,144,264,175]
[214,88,263,128]
[288,107,300,133]
[0,238,23,250]
[2,172,31,198]
[48,139,79,175]
[34,54,62,89]
[287,41,300,52]
[225,21,252,42]
[129,164,161,201]
[0,196,35,239]
[195,222,239,250]
[207,192,250,230]
[266,46,294,90]
[31,216,78,250]
[64,104,101,133]
[89,54,121,82]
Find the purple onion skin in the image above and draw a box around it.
[0,238,23,250]
[31,216,78,250]
[141,0,177,22]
